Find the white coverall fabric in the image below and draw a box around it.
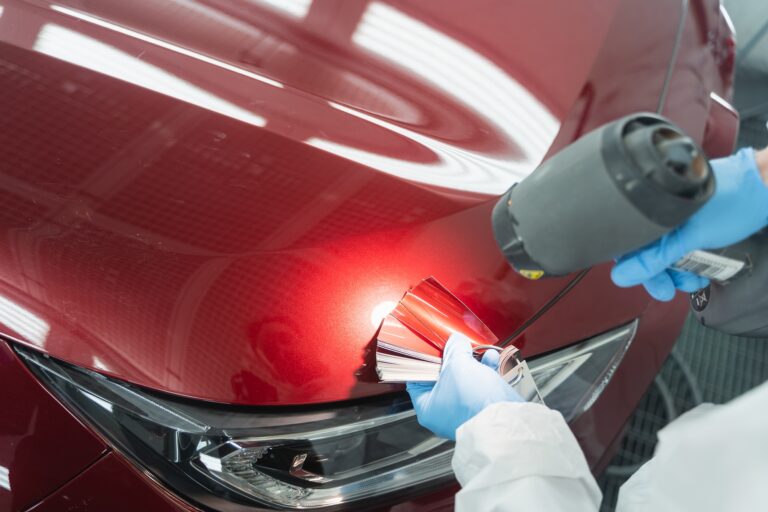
[452,380,768,511]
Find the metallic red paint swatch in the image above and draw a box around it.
[382,277,498,354]
[377,314,442,360]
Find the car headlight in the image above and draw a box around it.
[15,320,636,510]
[529,319,638,421]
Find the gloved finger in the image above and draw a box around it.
[442,333,473,366]
[668,269,710,292]
[611,231,688,287]
[642,271,676,301]
[406,382,434,412]
[480,349,500,369]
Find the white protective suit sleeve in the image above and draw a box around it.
[452,381,768,512]
[452,402,602,512]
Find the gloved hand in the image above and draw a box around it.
[406,334,523,440]
[611,148,768,301]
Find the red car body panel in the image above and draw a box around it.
[0,341,106,511]
[29,449,460,512]
[27,453,199,512]
[0,0,631,406]
[0,0,727,405]
[0,0,736,510]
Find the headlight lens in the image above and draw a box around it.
[529,319,638,421]
[15,320,636,510]
[16,348,453,510]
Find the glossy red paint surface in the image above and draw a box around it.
[661,0,736,145]
[27,453,199,512]
[0,341,105,511]
[0,0,716,406]
[0,0,738,509]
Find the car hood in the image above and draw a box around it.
[0,0,649,405]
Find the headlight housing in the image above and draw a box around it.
[16,320,636,510]
[528,319,638,421]
[16,347,453,510]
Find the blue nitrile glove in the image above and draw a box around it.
[406,334,523,440]
[611,148,768,301]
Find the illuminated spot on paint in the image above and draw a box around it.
[370,301,397,328]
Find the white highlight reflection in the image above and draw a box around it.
[355,2,557,153]
[51,5,282,89]
[92,356,109,371]
[310,2,559,194]
[85,392,114,412]
[370,300,397,328]
[0,466,8,491]
[309,102,539,194]
[0,296,50,346]
[199,452,223,472]
[252,0,312,18]
[34,24,266,128]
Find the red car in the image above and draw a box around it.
[0,0,737,510]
